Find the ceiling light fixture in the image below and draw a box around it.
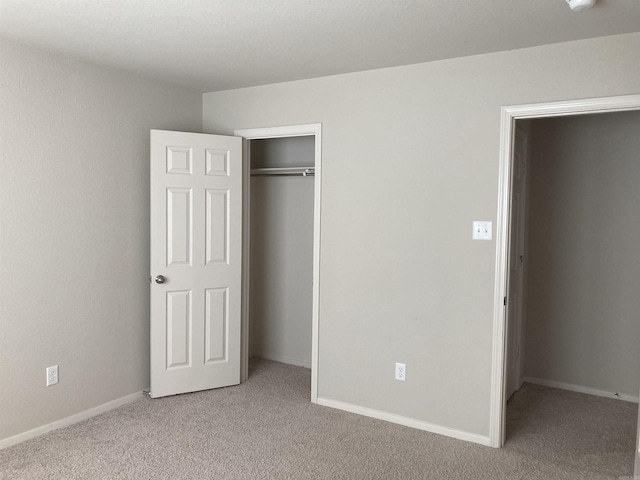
[566,0,597,11]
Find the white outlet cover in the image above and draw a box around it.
[46,365,59,386]
[472,221,492,240]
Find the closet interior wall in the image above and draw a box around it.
[249,136,315,368]
[524,111,640,398]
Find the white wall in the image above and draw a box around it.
[249,137,315,367]
[0,39,202,443]
[525,111,640,397]
[204,33,640,439]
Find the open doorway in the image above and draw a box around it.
[490,95,640,457]
[501,111,640,476]
[509,111,640,403]
[234,124,322,403]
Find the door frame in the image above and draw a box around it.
[234,123,322,403]
[489,94,640,448]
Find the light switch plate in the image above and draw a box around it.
[473,221,492,240]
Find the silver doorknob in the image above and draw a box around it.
[155,275,166,284]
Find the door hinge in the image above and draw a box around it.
[504,296,507,306]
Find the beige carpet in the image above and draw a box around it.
[1,359,636,479]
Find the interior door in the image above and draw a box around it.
[150,130,242,398]
[506,127,529,400]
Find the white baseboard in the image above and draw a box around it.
[523,377,639,403]
[316,397,491,447]
[253,352,311,369]
[0,390,146,450]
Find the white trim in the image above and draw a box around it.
[239,138,251,385]
[489,104,513,448]
[490,94,640,449]
[234,123,322,404]
[523,377,639,404]
[253,352,312,369]
[0,391,145,450]
[495,95,640,119]
[317,397,491,447]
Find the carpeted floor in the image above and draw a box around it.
[1,358,636,479]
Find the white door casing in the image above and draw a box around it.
[234,123,322,403]
[150,130,242,398]
[490,94,640,448]
[505,127,528,400]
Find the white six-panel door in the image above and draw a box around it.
[150,130,242,398]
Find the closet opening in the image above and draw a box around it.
[490,95,640,468]
[235,124,322,403]
[503,113,640,476]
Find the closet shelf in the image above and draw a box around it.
[251,167,315,177]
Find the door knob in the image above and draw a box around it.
[155,275,166,284]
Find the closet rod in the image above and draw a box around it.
[251,167,315,177]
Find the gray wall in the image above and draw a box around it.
[250,136,315,169]
[249,137,315,367]
[203,33,640,438]
[0,39,202,442]
[525,111,640,397]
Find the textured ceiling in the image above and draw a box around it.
[1,0,639,93]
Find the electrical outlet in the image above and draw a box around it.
[46,365,59,386]
[395,362,406,382]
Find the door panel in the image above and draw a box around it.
[166,290,191,369]
[205,189,229,264]
[150,130,242,398]
[506,127,529,400]
[205,287,228,363]
[167,188,192,266]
